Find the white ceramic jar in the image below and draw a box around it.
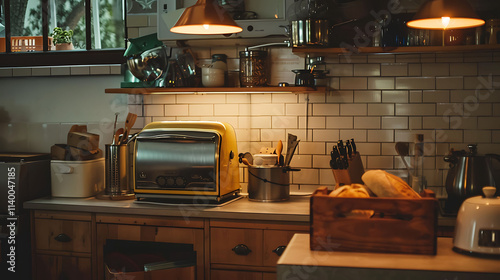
[201,67,224,87]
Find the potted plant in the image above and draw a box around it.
[50,27,74,50]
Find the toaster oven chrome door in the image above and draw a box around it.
[134,131,220,195]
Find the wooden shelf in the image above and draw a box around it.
[105,86,326,94]
[292,44,500,55]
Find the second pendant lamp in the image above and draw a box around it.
[170,0,243,35]
[407,0,485,30]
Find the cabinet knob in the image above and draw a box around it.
[232,244,252,256]
[272,245,287,256]
[54,233,72,243]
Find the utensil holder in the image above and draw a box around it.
[331,152,365,187]
[105,144,129,196]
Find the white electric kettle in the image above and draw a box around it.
[453,186,500,256]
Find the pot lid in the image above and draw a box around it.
[464,186,500,206]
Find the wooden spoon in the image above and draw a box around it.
[113,128,124,145]
[276,140,283,166]
[120,113,138,144]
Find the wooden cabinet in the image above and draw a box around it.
[209,220,309,280]
[95,214,205,280]
[31,211,94,280]
[31,210,309,280]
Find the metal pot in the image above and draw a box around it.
[247,166,290,202]
[444,144,500,202]
[291,19,357,47]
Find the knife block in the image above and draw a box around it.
[332,152,365,187]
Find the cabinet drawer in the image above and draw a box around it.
[35,255,91,280]
[35,218,91,253]
[211,227,263,266]
[211,269,263,280]
[263,229,306,266]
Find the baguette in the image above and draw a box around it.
[329,184,374,218]
[362,170,420,198]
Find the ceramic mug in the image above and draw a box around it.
[202,67,224,87]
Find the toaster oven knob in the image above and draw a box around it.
[156,176,167,187]
[166,177,175,186]
[175,177,185,186]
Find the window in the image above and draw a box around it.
[0,0,126,67]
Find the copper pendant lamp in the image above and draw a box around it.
[170,0,243,35]
[407,0,485,30]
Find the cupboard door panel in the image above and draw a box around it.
[263,230,305,267]
[211,269,263,280]
[35,255,91,280]
[35,219,91,253]
[211,227,263,266]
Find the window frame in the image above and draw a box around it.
[0,0,127,67]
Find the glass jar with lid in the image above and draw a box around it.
[239,50,268,87]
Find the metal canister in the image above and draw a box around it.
[247,166,290,202]
[239,50,268,87]
[105,144,128,196]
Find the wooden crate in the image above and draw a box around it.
[310,187,438,255]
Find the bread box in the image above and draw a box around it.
[310,187,438,255]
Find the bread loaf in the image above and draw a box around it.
[329,184,374,218]
[362,170,420,198]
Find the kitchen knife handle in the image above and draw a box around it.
[272,246,287,256]
[54,233,72,243]
[232,244,252,256]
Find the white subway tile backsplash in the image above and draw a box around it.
[326,117,353,129]
[214,104,238,115]
[261,129,286,142]
[339,54,367,64]
[422,117,449,129]
[382,90,408,103]
[272,93,298,103]
[435,130,463,143]
[381,63,408,77]
[272,116,298,129]
[366,156,393,169]
[421,63,449,76]
[299,142,326,155]
[250,93,272,104]
[189,104,213,116]
[227,94,251,104]
[312,104,340,116]
[248,116,272,129]
[422,90,450,103]
[382,117,408,129]
[469,103,492,116]
[292,168,319,185]
[368,77,395,89]
[420,54,436,63]
[293,155,313,168]
[340,104,367,116]
[312,155,330,169]
[299,116,325,129]
[0,68,13,77]
[409,90,423,103]
[396,54,421,63]
[13,68,32,77]
[354,64,380,76]
[396,104,435,115]
[408,64,422,76]
[151,94,176,104]
[340,77,367,89]
[354,90,382,103]
[368,104,395,116]
[450,63,477,76]
[51,67,71,76]
[357,143,381,155]
[354,117,380,129]
[177,94,226,104]
[248,104,285,116]
[367,54,395,63]
[478,62,500,75]
[312,129,340,142]
[326,91,354,103]
[436,77,463,90]
[327,64,353,76]
[165,104,189,116]
[339,130,367,142]
[478,117,500,129]
[436,103,464,116]
[144,104,164,116]
[381,143,397,156]
[409,117,422,129]
[435,53,463,63]
[464,130,491,143]
[396,77,435,89]
[90,66,111,75]
[367,130,394,142]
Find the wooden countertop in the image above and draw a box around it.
[24,194,456,225]
[23,194,310,222]
[277,234,500,279]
